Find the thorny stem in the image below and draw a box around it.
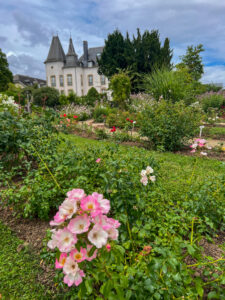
[187,257,225,268]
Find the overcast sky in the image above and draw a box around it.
[1,0,225,86]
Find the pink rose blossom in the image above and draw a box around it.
[64,269,85,287]
[66,189,86,201]
[59,199,77,220]
[80,195,101,217]
[106,244,111,252]
[92,192,110,214]
[57,228,77,253]
[96,158,101,163]
[88,225,108,248]
[70,247,87,262]
[63,256,79,275]
[50,212,66,226]
[190,149,196,153]
[68,214,90,234]
[55,253,67,269]
[107,227,119,240]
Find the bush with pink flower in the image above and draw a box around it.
[47,188,120,287]
[190,138,211,156]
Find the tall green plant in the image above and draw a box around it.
[109,72,131,109]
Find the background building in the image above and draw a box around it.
[13,74,46,88]
[44,36,109,96]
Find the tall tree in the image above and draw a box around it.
[98,29,173,92]
[98,30,127,77]
[180,44,204,81]
[160,38,173,69]
[0,48,13,91]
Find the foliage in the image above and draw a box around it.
[203,126,225,139]
[33,86,60,107]
[59,94,69,106]
[1,131,225,298]
[0,93,19,115]
[140,100,201,151]
[95,128,109,140]
[106,110,137,129]
[144,67,195,103]
[0,48,13,91]
[200,94,225,112]
[86,87,100,106]
[58,104,92,121]
[98,29,173,92]
[0,109,59,165]
[93,105,109,122]
[179,44,204,81]
[109,72,131,108]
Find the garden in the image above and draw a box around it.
[0,44,225,299]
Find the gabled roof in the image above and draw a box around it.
[13,74,46,87]
[45,36,66,63]
[79,46,104,65]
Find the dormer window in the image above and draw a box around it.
[88,61,93,68]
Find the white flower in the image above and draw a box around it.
[206,146,212,150]
[63,257,79,275]
[59,199,77,219]
[146,166,154,175]
[140,175,148,186]
[200,152,207,156]
[141,170,147,177]
[133,121,136,124]
[88,225,108,248]
[199,126,205,129]
[149,176,156,182]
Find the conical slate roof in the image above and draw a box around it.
[44,36,66,63]
[67,38,76,55]
[64,38,79,68]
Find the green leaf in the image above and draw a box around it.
[207,291,220,299]
[85,279,93,295]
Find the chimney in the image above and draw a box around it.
[83,41,88,66]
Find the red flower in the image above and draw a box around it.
[110,128,116,132]
[73,115,78,119]
[126,118,130,121]
[130,120,133,123]
[63,114,67,117]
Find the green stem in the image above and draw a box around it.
[31,144,63,193]
[187,258,225,268]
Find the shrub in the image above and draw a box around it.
[109,72,131,109]
[93,105,109,122]
[106,111,137,129]
[140,100,201,151]
[59,94,69,106]
[86,87,100,106]
[33,87,60,107]
[144,67,193,103]
[201,94,225,112]
[0,93,19,115]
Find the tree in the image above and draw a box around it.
[0,48,13,91]
[109,72,131,109]
[98,30,127,78]
[33,87,60,107]
[179,44,204,81]
[98,29,173,92]
[86,87,100,106]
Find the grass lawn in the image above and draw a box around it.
[0,222,56,300]
[204,126,225,139]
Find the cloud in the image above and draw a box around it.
[201,65,225,86]
[8,54,45,79]
[13,11,50,46]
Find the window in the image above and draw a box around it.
[88,61,93,67]
[96,53,101,59]
[88,75,93,86]
[67,74,72,86]
[50,76,56,87]
[101,88,107,93]
[100,75,105,85]
[59,75,64,87]
[80,75,83,86]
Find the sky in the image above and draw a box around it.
[0,0,225,86]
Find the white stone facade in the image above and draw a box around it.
[45,36,109,96]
